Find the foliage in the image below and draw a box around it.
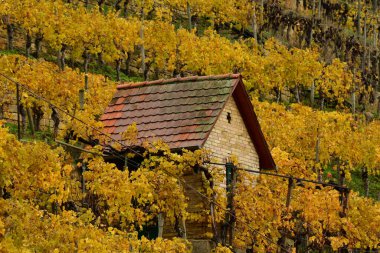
[0,0,380,251]
[253,98,380,178]
[232,147,380,251]
[0,54,116,140]
[0,0,373,109]
[0,199,190,252]
[0,122,194,252]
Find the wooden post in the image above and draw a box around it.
[84,52,90,87]
[229,163,237,246]
[280,177,294,253]
[26,106,35,136]
[140,7,146,80]
[356,0,361,37]
[51,107,60,139]
[79,89,85,110]
[224,162,236,246]
[157,212,164,237]
[124,155,128,171]
[200,166,220,243]
[315,128,322,182]
[352,68,357,115]
[286,177,294,208]
[310,81,315,106]
[123,0,129,17]
[362,13,367,73]
[26,33,32,57]
[186,1,192,30]
[82,164,86,194]
[175,180,188,239]
[116,59,122,82]
[337,160,350,218]
[20,105,26,135]
[34,33,43,59]
[251,3,258,42]
[362,167,369,197]
[6,22,14,51]
[226,162,233,195]
[309,0,315,47]
[342,189,350,217]
[84,74,89,90]
[59,46,67,71]
[181,216,187,239]
[16,82,21,140]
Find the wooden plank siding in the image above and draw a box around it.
[163,171,213,239]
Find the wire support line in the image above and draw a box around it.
[50,139,140,169]
[204,161,350,190]
[55,139,141,169]
[23,137,139,169]
[55,140,102,155]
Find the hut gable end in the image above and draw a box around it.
[203,96,259,169]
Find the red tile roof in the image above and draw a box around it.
[100,74,276,169]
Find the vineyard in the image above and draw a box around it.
[0,0,379,252]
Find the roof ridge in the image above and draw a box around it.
[117,73,242,90]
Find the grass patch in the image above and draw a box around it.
[348,170,380,200]
[3,121,54,144]
[0,49,24,56]
[323,166,380,200]
[4,121,18,134]
[87,63,143,83]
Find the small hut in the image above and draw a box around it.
[100,73,275,251]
